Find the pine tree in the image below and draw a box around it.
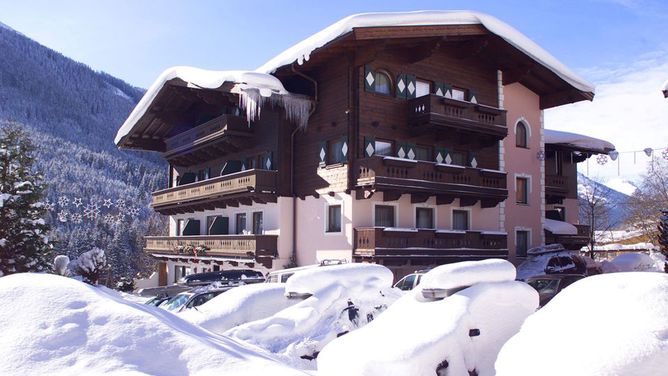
[0,123,53,275]
[657,210,668,273]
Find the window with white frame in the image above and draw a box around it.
[374,205,395,227]
[415,207,434,229]
[516,121,529,148]
[516,176,529,204]
[326,204,342,233]
[235,213,247,234]
[452,210,470,231]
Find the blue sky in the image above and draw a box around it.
[1,0,668,186]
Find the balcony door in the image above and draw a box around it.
[375,205,395,227]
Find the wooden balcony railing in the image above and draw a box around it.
[152,169,277,210]
[356,156,507,207]
[354,227,508,258]
[145,235,277,258]
[545,174,569,195]
[164,114,251,155]
[544,223,591,251]
[408,95,507,138]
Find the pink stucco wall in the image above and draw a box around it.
[502,83,544,260]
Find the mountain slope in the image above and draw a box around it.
[0,22,165,280]
[578,172,630,230]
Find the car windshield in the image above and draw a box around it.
[528,278,559,294]
[163,293,191,311]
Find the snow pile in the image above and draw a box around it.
[318,260,537,376]
[226,263,399,369]
[115,67,312,146]
[0,273,306,376]
[179,283,298,334]
[544,128,615,153]
[496,272,668,375]
[543,218,577,235]
[257,11,594,94]
[610,252,663,272]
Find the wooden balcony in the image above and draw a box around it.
[355,156,507,208]
[545,174,574,203]
[152,169,277,215]
[408,95,507,139]
[145,235,277,268]
[545,224,590,250]
[164,114,253,165]
[354,227,508,261]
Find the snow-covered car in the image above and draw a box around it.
[178,269,265,286]
[526,274,584,307]
[496,272,668,375]
[516,244,600,281]
[162,285,233,312]
[317,259,539,376]
[144,295,171,307]
[225,263,401,368]
[392,269,429,291]
[265,259,347,283]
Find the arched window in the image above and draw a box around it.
[374,71,391,95]
[516,121,528,148]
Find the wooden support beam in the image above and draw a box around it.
[480,199,499,209]
[459,197,478,207]
[410,193,430,204]
[356,188,375,200]
[238,198,253,206]
[383,190,402,202]
[436,195,455,205]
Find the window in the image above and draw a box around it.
[415,79,430,97]
[235,213,247,234]
[516,177,529,204]
[213,265,220,272]
[451,152,467,166]
[375,139,393,156]
[373,71,391,95]
[374,205,395,227]
[516,230,530,257]
[252,212,263,234]
[176,219,185,236]
[452,87,466,101]
[452,210,469,231]
[516,121,528,148]
[415,145,431,161]
[328,139,346,164]
[326,205,342,233]
[416,207,434,229]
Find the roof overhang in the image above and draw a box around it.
[544,129,615,154]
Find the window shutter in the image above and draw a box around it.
[262,152,273,170]
[340,136,349,159]
[468,151,478,169]
[406,74,417,99]
[396,142,407,159]
[443,83,453,99]
[435,147,449,164]
[468,89,478,104]
[364,136,375,157]
[318,141,327,166]
[364,65,375,92]
[396,73,407,99]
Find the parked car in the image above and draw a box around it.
[392,269,430,291]
[178,269,265,287]
[526,274,585,307]
[162,285,234,312]
[144,295,172,307]
[266,259,348,283]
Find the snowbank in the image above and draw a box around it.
[179,283,297,334]
[0,273,306,376]
[544,129,615,153]
[257,11,594,94]
[496,272,668,376]
[610,252,663,272]
[418,258,516,291]
[318,261,537,376]
[226,263,400,369]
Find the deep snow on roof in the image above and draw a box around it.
[256,10,594,94]
[544,128,615,153]
[543,218,577,235]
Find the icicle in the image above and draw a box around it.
[236,87,313,128]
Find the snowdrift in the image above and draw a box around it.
[496,272,668,376]
[0,273,306,376]
[317,259,538,376]
[610,252,663,272]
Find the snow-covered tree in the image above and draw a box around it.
[578,177,618,259]
[70,247,107,284]
[0,124,53,275]
[53,255,70,276]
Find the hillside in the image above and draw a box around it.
[578,172,630,230]
[0,22,165,281]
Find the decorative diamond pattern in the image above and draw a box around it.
[436,152,444,164]
[265,157,272,170]
[407,81,416,95]
[470,95,478,104]
[366,143,375,157]
[436,88,443,96]
[341,142,348,157]
[398,147,406,159]
[445,154,453,164]
[397,79,406,93]
[470,157,478,168]
[407,149,415,160]
[365,72,375,86]
[444,90,453,99]
[319,148,326,161]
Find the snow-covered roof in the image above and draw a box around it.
[544,129,616,153]
[257,11,594,94]
[543,218,578,235]
[114,66,311,147]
